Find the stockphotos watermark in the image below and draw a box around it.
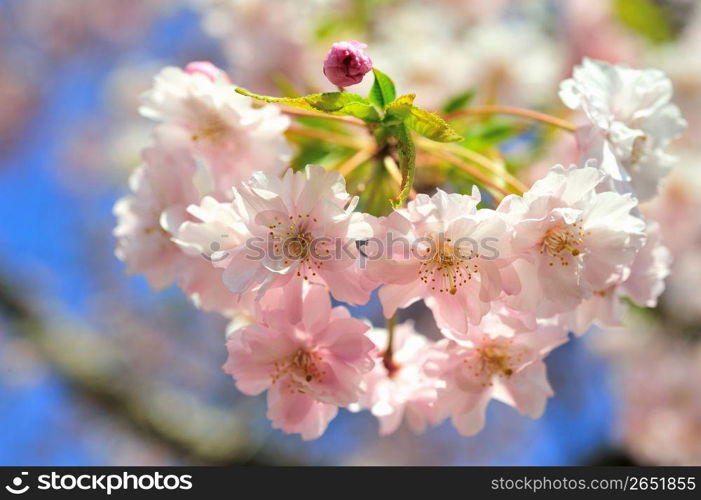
[200,233,501,267]
[4,471,192,495]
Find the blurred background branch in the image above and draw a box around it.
[0,273,300,465]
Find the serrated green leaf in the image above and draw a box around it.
[405,107,463,142]
[384,96,461,142]
[333,101,381,122]
[383,94,416,125]
[235,88,380,122]
[441,89,476,113]
[369,68,396,109]
[304,92,365,111]
[391,123,416,209]
[236,88,315,110]
[305,93,380,122]
[386,95,416,111]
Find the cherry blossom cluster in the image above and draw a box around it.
[114,45,684,440]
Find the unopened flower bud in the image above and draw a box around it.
[323,41,372,88]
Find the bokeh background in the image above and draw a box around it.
[1,0,700,465]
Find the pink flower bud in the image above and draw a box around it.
[185,61,229,83]
[323,41,373,87]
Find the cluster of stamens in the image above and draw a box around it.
[190,103,229,142]
[464,338,521,387]
[540,222,587,267]
[267,213,325,280]
[271,349,326,394]
[418,237,478,295]
[630,135,648,166]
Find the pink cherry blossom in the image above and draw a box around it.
[427,312,568,437]
[223,283,374,440]
[619,221,671,309]
[172,195,252,314]
[113,128,245,314]
[218,164,376,305]
[139,64,291,198]
[560,58,686,200]
[109,44,688,443]
[641,160,701,324]
[113,127,200,290]
[498,164,646,318]
[641,158,701,257]
[559,221,671,334]
[352,322,438,436]
[367,187,518,335]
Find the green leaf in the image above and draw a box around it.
[391,123,416,209]
[613,0,675,44]
[383,94,416,126]
[405,107,463,142]
[369,68,396,109]
[384,95,461,142]
[384,93,415,118]
[305,92,367,112]
[235,88,380,122]
[334,101,381,122]
[306,93,380,122]
[441,90,476,114]
[236,87,315,109]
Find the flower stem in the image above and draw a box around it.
[445,105,576,133]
